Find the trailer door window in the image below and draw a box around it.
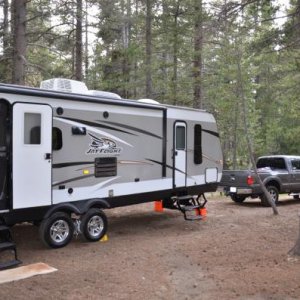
[176,126,186,150]
[52,127,63,150]
[194,124,202,164]
[24,113,41,145]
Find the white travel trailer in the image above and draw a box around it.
[0,79,222,266]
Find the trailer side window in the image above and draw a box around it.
[53,127,63,150]
[176,126,186,150]
[25,113,41,144]
[194,124,202,164]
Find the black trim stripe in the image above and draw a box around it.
[58,117,137,136]
[52,174,95,187]
[53,162,93,169]
[146,159,187,175]
[102,121,162,139]
[202,129,219,138]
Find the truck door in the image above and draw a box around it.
[291,159,300,192]
[12,103,52,209]
[174,122,187,187]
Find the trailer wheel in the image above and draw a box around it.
[80,208,107,242]
[39,212,74,248]
[293,195,300,200]
[230,195,246,203]
[260,186,279,207]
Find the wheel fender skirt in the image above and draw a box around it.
[44,199,110,219]
[43,203,82,219]
[85,199,111,211]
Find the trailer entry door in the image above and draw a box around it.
[0,100,10,209]
[13,103,52,209]
[174,122,186,187]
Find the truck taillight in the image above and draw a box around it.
[247,175,254,185]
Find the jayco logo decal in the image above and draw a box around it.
[86,133,122,155]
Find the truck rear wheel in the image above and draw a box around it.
[260,186,279,207]
[80,208,107,242]
[230,195,247,203]
[39,212,74,248]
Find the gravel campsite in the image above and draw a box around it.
[1,195,300,300]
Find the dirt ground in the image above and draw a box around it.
[1,195,300,300]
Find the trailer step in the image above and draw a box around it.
[0,259,22,270]
[0,225,10,231]
[0,225,22,270]
[172,194,207,221]
[0,241,17,251]
[180,205,201,211]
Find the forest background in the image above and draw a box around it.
[0,0,299,169]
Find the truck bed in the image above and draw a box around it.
[220,170,262,196]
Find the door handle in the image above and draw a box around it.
[44,153,52,160]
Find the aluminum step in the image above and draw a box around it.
[0,259,22,270]
[0,225,22,270]
[179,204,200,211]
[0,225,10,231]
[172,194,207,221]
[0,241,16,251]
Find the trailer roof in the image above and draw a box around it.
[0,83,209,114]
[0,83,166,111]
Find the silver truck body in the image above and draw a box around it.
[220,155,300,205]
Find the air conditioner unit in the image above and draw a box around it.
[40,78,89,94]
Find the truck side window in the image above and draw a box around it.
[257,158,286,170]
[194,124,202,164]
[291,160,300,171]
[25,113,41,144]
[52,127,63,150]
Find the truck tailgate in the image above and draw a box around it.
[220,170,252,188]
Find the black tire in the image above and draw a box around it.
[260,186,279,207]
[39,212,74,248]
[293,195,300,200]
[230,194,247,203]
[80,208,107,242]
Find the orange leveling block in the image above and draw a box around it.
[154,200,164,212]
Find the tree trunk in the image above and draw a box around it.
[3,0,9,54]
[236,42,278,215]
[171,3,180,106]
[75,0,83,81]
[145,0,152,98]
[121,0,132,98]
[193,0,203,109]
[12,0,27,85]
[133,0,139,98]
[297,0,300,48]
[232,102,239,169]
[85,0,89,80]
[2,0,10,83]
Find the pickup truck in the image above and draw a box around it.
[220,155,300,206]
